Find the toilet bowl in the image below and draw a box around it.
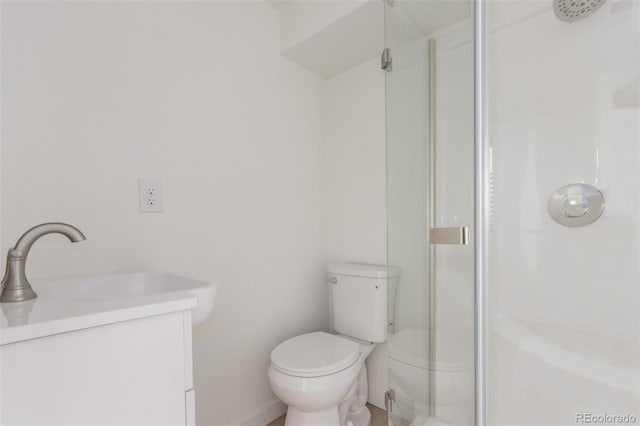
[268,264,400,426]
[268,332,376,426]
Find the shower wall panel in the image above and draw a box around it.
[487,2,640,424]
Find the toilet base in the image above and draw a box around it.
[284,406,340,426]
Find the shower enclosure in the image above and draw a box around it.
[384,1,640,425]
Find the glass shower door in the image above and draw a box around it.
[385,1,475,425]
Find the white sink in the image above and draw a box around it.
[39,272,217,326]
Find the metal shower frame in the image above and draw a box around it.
[474,1,488,425]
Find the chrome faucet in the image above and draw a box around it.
[0,223,86,303]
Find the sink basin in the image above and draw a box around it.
[38,272,217,326]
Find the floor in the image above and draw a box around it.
[266,404,387,426]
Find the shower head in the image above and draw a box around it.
[553,0,606,22]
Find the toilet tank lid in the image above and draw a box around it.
[328,263,400,278]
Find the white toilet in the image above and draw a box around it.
[268,263,400,426]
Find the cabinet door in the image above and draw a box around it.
[185,389,196,426]
[1,311,188,425]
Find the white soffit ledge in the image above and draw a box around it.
[397,0,472,36]
[266,0,290,10]
[278,0,384,79]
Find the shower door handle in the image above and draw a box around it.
[430,226,469,245]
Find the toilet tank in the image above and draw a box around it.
[328,263,400,343]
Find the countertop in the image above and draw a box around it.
[0,286,197,345]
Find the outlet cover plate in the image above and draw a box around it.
[138,178,163,213]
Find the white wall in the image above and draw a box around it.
[326,58,386,266]
[0,2,330,425]
[325,57,388,408]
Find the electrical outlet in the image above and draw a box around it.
[139,179,163,213]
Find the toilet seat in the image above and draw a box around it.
[271,332,360,378]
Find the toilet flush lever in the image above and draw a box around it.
[327,276,338,284]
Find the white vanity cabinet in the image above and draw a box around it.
[0,294,197,426]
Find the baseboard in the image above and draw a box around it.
[234,399,287,426]
[368,384,387,411]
